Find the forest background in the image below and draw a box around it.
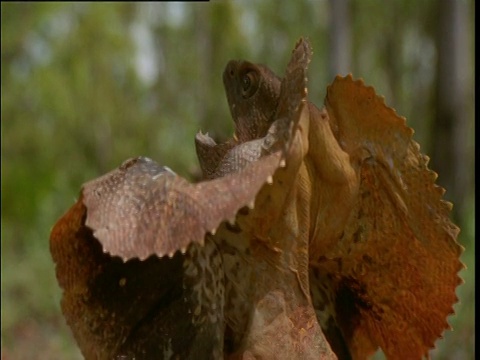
[1,1,474,359]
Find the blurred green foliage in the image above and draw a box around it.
[1,1,474,359]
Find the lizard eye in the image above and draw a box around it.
[240,70,259,99]
[242,75,251,91]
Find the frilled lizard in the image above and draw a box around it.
[50,38,463,360]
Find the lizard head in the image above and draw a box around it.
[223,60,281,143]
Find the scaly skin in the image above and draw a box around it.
[50,38,463,360]
[214,39,463,360]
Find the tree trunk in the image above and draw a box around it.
[431,0,472,224]
[328,0,351,80]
